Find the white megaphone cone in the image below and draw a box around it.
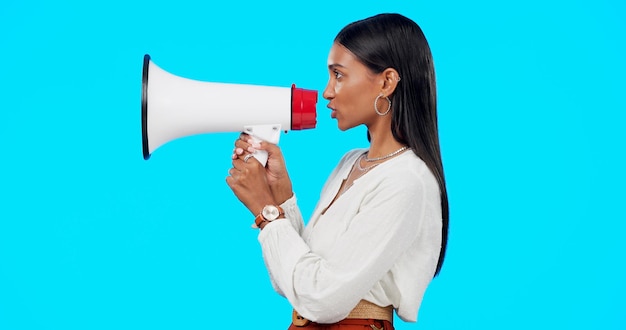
[141,54,317,165]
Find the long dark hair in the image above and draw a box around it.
[336,13,449,276]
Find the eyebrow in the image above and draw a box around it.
[328,63,346,70]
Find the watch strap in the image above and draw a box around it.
[252,205,284,229]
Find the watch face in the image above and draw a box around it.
[262,205,280,221]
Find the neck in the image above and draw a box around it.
[367,128,405,159]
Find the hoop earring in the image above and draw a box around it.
[374,94,391,116]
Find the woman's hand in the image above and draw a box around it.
[225,141,276,216]
[231,133,294,204]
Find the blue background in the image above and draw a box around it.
[1,0,624,329]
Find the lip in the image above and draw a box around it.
[328,105,337,119]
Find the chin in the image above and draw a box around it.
[336,121,356,131]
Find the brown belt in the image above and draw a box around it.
[292,300,393,327]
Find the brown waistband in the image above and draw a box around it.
[292,300,394,326]
[346,300,393,322]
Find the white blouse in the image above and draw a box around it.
[258,148,442,323]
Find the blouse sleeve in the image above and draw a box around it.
[280,194,304,236]
[257,166,434,323]
[262,194,305,296]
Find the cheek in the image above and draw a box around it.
[340,85,373,113]
[343,77,375,102]
[334,80,343,95]
[335,82,359,105]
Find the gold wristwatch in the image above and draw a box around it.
[253,205,284,229]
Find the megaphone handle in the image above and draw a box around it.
[249,135,269,167]
[243,124,282,167]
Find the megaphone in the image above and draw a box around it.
[141,54,317,164]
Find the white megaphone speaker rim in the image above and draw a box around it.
[141,54,151,160]
[141,54,317,161]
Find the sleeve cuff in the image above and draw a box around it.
[279,194,304,234]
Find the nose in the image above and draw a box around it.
[322,80,334,100]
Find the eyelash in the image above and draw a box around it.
[333,70,343,79]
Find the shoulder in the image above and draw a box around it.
[375,152,439,195]
[380,151,428,177]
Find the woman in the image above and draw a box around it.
[226,13,448,329]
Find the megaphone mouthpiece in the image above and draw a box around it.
[291,84,317,130]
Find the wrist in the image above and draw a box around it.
[258,217,284,230]
[270,175,293,204]
[270,183,293,205]
[249,198,278,218]
[253,204,285,229]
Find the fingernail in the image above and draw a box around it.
[232,153,237,159]
[236,148,244,155]
[247,147,256,153]
[251,142,261,148]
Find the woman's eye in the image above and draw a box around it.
[333,70,343,79]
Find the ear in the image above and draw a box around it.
[379,68,401,97]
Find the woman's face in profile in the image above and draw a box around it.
[323,43,382,131]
